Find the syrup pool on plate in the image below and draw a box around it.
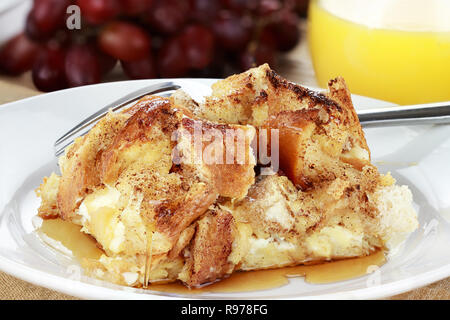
[308,0,450,105]
[38,218,386,294]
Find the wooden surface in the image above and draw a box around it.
[0,28,449,300]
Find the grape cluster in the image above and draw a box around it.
[0,0,308,92]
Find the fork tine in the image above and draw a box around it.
[54,81,181,157]
[55,127,91,157]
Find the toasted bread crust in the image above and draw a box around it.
[184,207,235,287]
[99,96,177,184]
[179,117,256,198]
[154,183,218,243]
[57,112,130,220]
[327,77,369,154]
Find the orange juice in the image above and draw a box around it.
[308,0,450,105]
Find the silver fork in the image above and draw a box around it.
[54,80,450,157]
[54,81,183,157]
[358,101,450,127]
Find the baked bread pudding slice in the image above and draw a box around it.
[36,65,418,288]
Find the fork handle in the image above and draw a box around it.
[358,101,450,127]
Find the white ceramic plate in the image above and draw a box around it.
[1,79,450,300]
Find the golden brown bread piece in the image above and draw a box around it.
[179,64,370,189]
[35,173,60,219]
[56,94,255,249]
[177,117,256,198]
[190,63,368,146]
[99,96,177,185]
[153,182,218,245]
[180,207,236,286]
[39,93,257,287]
[36,64,418,288]
[57,111,130,220]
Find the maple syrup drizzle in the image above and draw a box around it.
[143,226,155,288]
[148,251,385,294]
[38,218,103,260]
[39,219,386,294]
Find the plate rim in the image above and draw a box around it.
[2,250,450,300]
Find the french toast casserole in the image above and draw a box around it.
[36,64,418,288]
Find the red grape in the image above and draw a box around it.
[221,0,258,12]
[188,50,226,77]
[269,10,300,52]
[32,47,67,92]
[257,0,281,16]
[84,41,117,75]
[4,0,304,92]
[180,25,214,69]
[147,0,188,35]
[189,64,222,78]
[239,51,254,71]
[28,0,72,38]
[240,44,276,70]
[121,55,156,79]
[25,12,48,41]
[212,11,252,51]
[189,0,220,23]
[98,21,151,61]
[120,0,154,15]
[97,49,117,75]
[259,26,278,49]
[77,0,121,25]
[157,37,188,78]
[0,33,40,75]
[65,44,101,87]
[222,60,241,76]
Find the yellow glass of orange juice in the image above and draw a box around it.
[308,0,450,105]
